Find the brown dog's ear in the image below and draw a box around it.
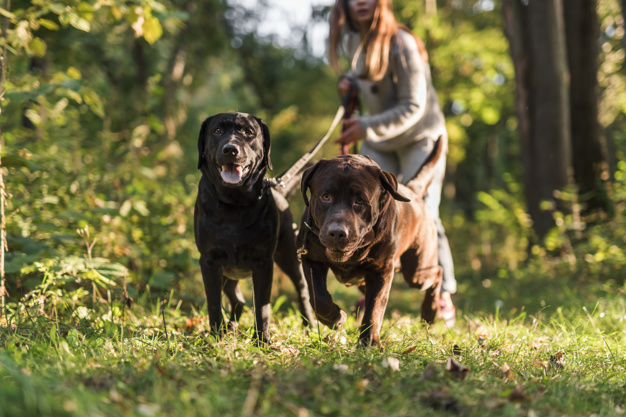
[300,162,321,206]
[255,117,273,171]
[380,170,411,202]
[197,116,212,170]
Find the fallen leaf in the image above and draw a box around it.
[355,378,370,393]
[402,345,418,354]
[280,347,300,356]
[549,352,564,369]
[501,362,515,379]
[332,363,349,373]
[445,357,469,381]
[382,356,400,371]
[185,316,204,331]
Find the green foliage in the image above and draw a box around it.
[0,275,625,416]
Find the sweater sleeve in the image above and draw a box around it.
[358,31,428,144]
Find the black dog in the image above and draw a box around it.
[194,112,314,344]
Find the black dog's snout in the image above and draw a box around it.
[326,224,348,242]
[222,144,239,156]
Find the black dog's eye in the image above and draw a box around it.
[355,196,364,205]
[213,127,222,134]
[243,128,254,136]
[321,193,331,201]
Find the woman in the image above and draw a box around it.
[328,0,457,325]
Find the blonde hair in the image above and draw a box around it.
[328,0,428,81]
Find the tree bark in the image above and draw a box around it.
[564,0,611,216]
[503,0,573,238]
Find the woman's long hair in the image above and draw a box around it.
[328,0,428,81]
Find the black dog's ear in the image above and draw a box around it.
[255,117,273,171]
[197,117,212,170]
[379,170,411,202]
[301,162,322,206]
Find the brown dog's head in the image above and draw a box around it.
[197,112,272,187]
[301,155,410,263]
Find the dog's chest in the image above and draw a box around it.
[331,268,366,287]
[196,198,279,277]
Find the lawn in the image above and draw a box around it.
[1,270,625,417]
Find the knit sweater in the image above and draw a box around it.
[346,29,447,152]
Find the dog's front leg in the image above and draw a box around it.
[359,271,393,347]
[302,260,347,329]
[200,256,225,337]
[252,262,273,345]
[223,279,246,330]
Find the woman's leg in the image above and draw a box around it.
[360,141,399,176]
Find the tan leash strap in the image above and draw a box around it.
[272,104,346,188]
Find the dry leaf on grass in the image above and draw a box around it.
[382,356,400,371]
[402,345,418,354]
[355,378,370,393]
[445,356,469,381]
[550,351,565,369]
[501,362,515,379]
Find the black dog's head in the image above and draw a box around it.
[301,154,410,263]
[197,112,272,187]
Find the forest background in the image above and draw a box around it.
[1,0,626,416]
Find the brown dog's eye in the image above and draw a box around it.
[213,128,222,134]
[355,197,364,205]
[321,193,331,201]
[244,128,254,136]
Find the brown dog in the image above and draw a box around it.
[297,138,444,346]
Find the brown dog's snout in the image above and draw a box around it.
[324,224,349,247]
[222,143,240,156]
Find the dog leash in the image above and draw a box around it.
[297,216,321,262]
[267,91,356,189]
[339,81,360,156]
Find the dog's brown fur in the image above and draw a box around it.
[297,138,444,346]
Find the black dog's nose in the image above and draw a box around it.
[326,224,348,242]
[222,144,239,156]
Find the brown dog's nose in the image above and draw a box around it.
[222,144,239,156]
[326,224,348,243]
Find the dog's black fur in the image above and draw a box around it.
[194,112,314,344]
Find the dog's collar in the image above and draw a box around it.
[303,221,320,236]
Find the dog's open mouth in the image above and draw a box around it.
[219,163,249,184]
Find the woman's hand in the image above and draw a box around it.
[334,119,363,147]
[337,76,352,97]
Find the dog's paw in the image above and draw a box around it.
[332,310,348,330]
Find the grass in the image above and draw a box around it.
[1,271,625,417]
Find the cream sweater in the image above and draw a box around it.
[346,29,447,152]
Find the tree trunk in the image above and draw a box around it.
[564,0,611,216]
[0,0,9,318]
[503,0,573,238]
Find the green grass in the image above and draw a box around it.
[1,274,625,417]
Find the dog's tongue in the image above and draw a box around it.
[221,164,243,184]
